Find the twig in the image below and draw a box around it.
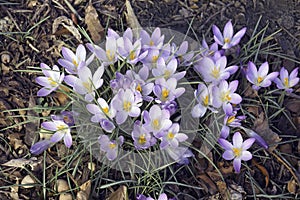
[63,0,83,21]
[271,150,300,187]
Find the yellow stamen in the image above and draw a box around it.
[224,37,230,44]
[152,119,160,130]
[106,49,114,61]
[82,82,91,92]
[164,70,171,79]
[152,55,158,62]
[102,107,109,114]
[203,95,209,107]
[232,147,242,157]
[222,91,231,102]
[149,40,154,46]
[257,76,263,84]
[161,88,169,101]
[136,83,142,92]
[129,51,136,60]
[284,77,289,87]
[167,132,174,140]
[123,101,132,112]
[48,77,57,87]
[72,59,78,66]
[211,66,220,78]
[57,124,67,131]
[109,143,116,149]
[227,116,235,124]
[138,134,146,145]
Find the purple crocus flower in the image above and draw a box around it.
[212,20,247,49]
[58,44,93,74]
[140,27,164,49]
[118,37,148,65]
[132,121,156,150]
[42,119,72,148]
[165,146,193,165]
[246,61,279,90]
[137,193,174,200]
[199,38,219,58]
[152,58,186,80]
[274,67,299,93]
[194,56,238,84]
[72,65,104,101]
[110,72,133,93]
[111,89,142,124]
[218,132,255,173]
[143,105,172,136]
[171,41,194,66]
[51,111,75,126]
[161,100,178,116]
[86,36,118,66]
[156,123,188,149]
[220,103,246,138]
[191,83,213,118]
[212,80,242,109]
[30,140,52,155]
[36,63,64,97]
[98,135,124,161]
[153,78,185,103]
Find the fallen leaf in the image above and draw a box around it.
[252,159,269,187]
[24,95,39,146]
[125,0,142,38]
[1,157,41,171]
[55,179,70,193]
[287,178,297,194]
[10,178,19,200]
[76,180,91,200]
[253,112,281,152]
[285,99,300,115]
[197,174,218,195]
[52,16,82,42]
[107,185,128,200]
[85,3,104,44]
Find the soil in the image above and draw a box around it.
[0,0,300,199]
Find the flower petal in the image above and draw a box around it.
[218,138,233,150]
[232,132,243,148]
[223,150,234,160]
[233,158,242,173]
[64,132,72,148]
[50,131,64,143]
[241,151,252,161]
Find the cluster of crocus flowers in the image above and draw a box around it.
[137,193,175,200]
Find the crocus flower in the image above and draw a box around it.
[212,80,242,109]
[137,193,174,200]
[98,135,124,161]
[112,89,142,124]
[161,100,178,116]
[51,111,75,126]
[274,67,299,93]
[165,146,193,165]
[242,127,268,149]
[191,83,213,118]
[199,38,219,58]
[143,105,172,136]
[58,44,92,74]
[153,78,185,103]
[220,103,245,138]
[72,65,104,101]
[218,132,255,173]
[171,41,194,65]
[156,123,188,149]
[110,72,132,93]
[42,119,72,148]
[118,37,148,65]
[86,36,118,66]
[246,61,279,90]
[140,27,164,49]
[132,121,156,150]
[152,58,186,80]
[30,140,52,155]
[36,63,64,97]
[194,56,238,84]
[212,20,247,49]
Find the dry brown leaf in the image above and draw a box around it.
[85,3,104,44]
[253,112,281,152]
[252,159,269,187]
[125,0,142,38]
[287,178,297,194]
[76,180,91,200]
[197,174,218,195]
[285,99,300,115]
[52,16,82,42]
[1,157,41,170]
[107,185,128,200]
